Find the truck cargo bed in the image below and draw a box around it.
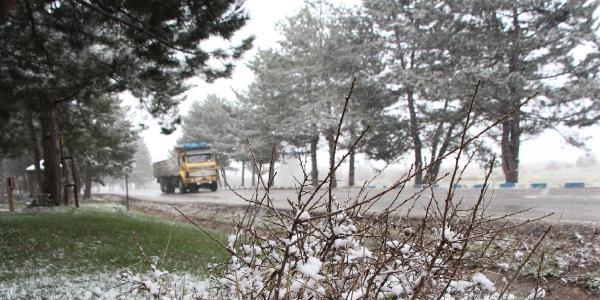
[152,158,178,177]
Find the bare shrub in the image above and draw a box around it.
[121,80,547,299]
[202,80,547,299]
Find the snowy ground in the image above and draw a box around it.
[124,198,600,300]
[3,198,600,299]
[0,204,218,300]
[0,265,209,300]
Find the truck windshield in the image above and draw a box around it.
[186,153,212,163]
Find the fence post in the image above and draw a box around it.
[7,176,14,212]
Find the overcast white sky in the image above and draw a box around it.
[134,0,302,162]
[135,0,600,166]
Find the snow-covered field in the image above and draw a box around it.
[1,265,209,300]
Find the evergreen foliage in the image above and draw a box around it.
[239,1,393,186]
[179,94,237,167]
[359,0,599,183]
[60,95,137,199]
[175,0,598,186]
[2,0,598,194]
[0,0,252,204]
[447,0,600,182]
[131,137,154,188]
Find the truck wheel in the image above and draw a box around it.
[179,178,187,193]
[210,182,218,192]
[166,184,175,194]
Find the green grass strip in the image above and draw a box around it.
[0,204,228,282]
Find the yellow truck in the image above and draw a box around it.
[152,142,218,193]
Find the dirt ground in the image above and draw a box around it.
[97,195,600,299]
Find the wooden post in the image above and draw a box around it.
[125,173,129,211]
[7,176,14,212]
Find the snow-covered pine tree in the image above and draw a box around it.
[243,1,393,188]
[179,94,238,168]
[60,95,137,199]
[239,49,309,185]
[457,0,599,183]
[326,6,395,186]
[131,137,153,189]
[363,0,481,185]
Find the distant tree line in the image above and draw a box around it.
[0,0,252,205]
[180,0,599,186]
[2,0,597,203]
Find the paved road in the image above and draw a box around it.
[112,186,600,223]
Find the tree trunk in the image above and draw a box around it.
[310,133,319,186]
[71,158,80,204]
[251,163,256,187]
[83,163,92,199]
[501,119,520,183]
[426,121,457,183]
[348,129,355,187]
[241,160,245,187]
[406,88,423,184]
[501,6,521,184]
[41,96,62,205]
[75,169,82,198]
[62,156,72,205]
[425,100,448,183]
[349,149,355,187]
[268,159,275,187]
[326,129,337,188]
[0,157,4,204]
[27,111,43,198]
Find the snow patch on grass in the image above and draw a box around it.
[0,269,207,300]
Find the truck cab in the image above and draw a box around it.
[177,143,219,192]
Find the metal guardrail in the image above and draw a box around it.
[530,183,548,189]
[226,181,595,190]
[564,182,585,188]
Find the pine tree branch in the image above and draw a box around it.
[73,0,203,56]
